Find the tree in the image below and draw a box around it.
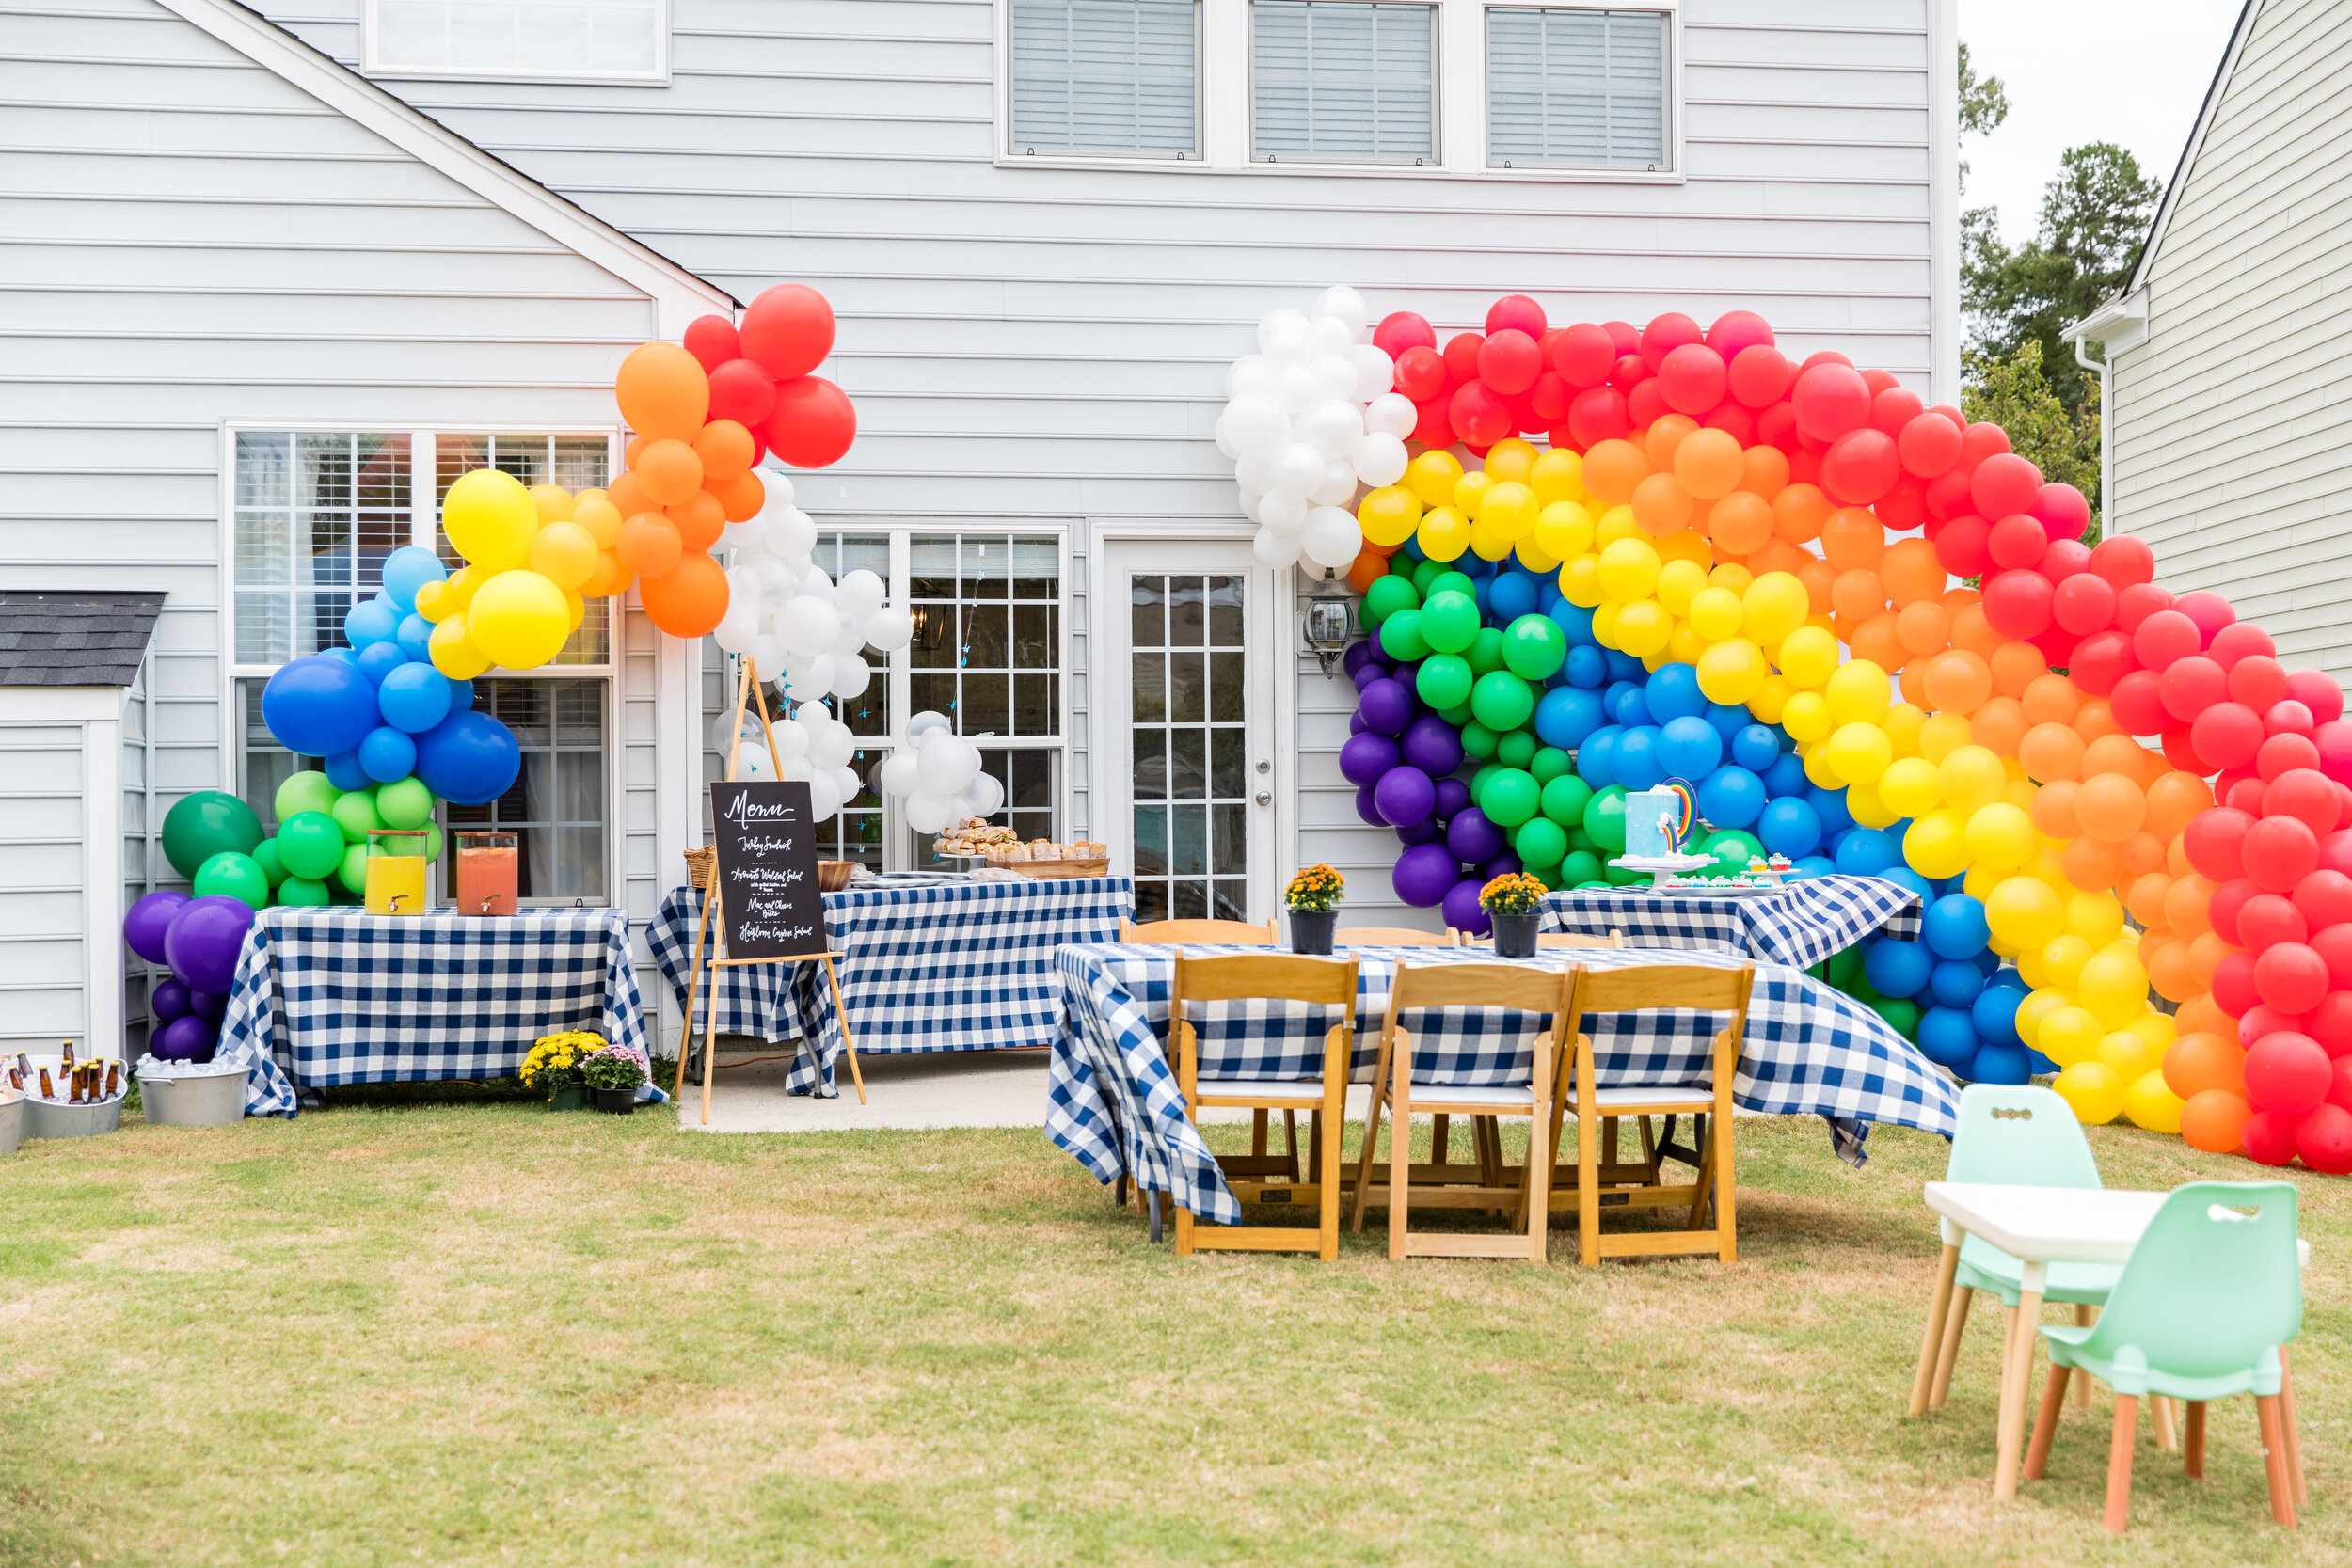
[1959,41,2009,191]
[1963,338,2104,542]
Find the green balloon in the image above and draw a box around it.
[1437,702,1474,727]
[1565,824,1597,855]
[1418,590,1480,655]
[159,789,263,879]
[1470,670,1534,733]
[1378,608,1428,662]
[338,842,372,895]
[194,850,270,911]
[1605,859,1645,886]
[1542,774,1595,828]
[1513,816,1568,869]
[1824,943,1866,992]
[278,875,332,907]
[278,810,347,879]
[377,776,435,830]
[274,769,340,826]
[1561,849,1604,887]
[1460,721,1498,760]
[1495,728,1536,770]
[1483,768,1540,829]
[250,836,286,886]
[1361,576,1419,629]
[1701,827,1763,877]
[1428,571,1476,601]
[1415,653,1473,710]
[1465,626,1507,677]
[1871,996,1921,1040]
[1470,763,1499,801]
[1502,613,1568,680]
[424,821,444,862]
[1388,553,1416,578]
[1530,746,1571,785]
[1582,784,1629,853]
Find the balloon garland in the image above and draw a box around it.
[1230,292,2352,1172]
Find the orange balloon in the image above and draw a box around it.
[1746,538,1808,578]
[2072,697,2121,743]
[1792,556,1838,615]
[2167,1036,2246,1099]
[606,471,652,518]
[1644,413,1698,471]
[1829,568,1886,622]
[1673,427,1744,499]
[624,433,649,470]
[580,548,632,598]
[615,512,682,578]
[2032,778,2082,838]
[2163,871,2216,938]
[1772,483,1831,543]
[637,547,730,638]
[2082,734,2156,784]
[2021,673,2082,726]
[1687,496,1716,537]
[1850,612,1906,674]
[1820,507,1885,571]
[1581,439,1651,506]
[633,438,703,507]
[2178,1089,2250,1155]
[2145,770,2216,840]
[1881,537,1945,606]
[711,468,767,523]
[2117,830,2167,879]
[1740,444,1790,499]
[1971,695,2026,755]
[692,419,757,483]
[1948,602,2002,657]
[1631,472,1695,535]
[2018,721,2086,783]
[668,489,726,550]
[2148,940,2200,1005]
[2125,871,2175,927]
[1895,599,1951,657]
[1924,649,1994,714]
[1346,549,1387,594]
[1942,584,1983,615]
[1989,641,2046,699]
[1708,491,1775,554]
[2185,931,2237,991]
[2076,772,2148,842]
[614,341,710,442]
[2061,835,2122,893]
[1898,657,1931,708]
[2169,834,2195,877]
[2176,991,2230,1039]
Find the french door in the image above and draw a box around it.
[1103,540,1280,924]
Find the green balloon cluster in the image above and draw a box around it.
[1807,942,1924,1043]
[183,769,449,910]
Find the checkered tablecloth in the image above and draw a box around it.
[648,875,1135,1096]
[213,907,650,1116]
[1047,942,1961,1227]
[1544,875,1922,970]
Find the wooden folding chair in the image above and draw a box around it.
[1335,927,1457,946]
[1168,952,1359,1260]
[1542,964,1755,1265]
[1119,916,1278,944]
[1347,962,1566,1261]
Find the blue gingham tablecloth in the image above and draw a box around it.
[1544,874,1923,970]
[648,875,1136,1096]
[1047,942,1961,1227]
[213,907,650,1117]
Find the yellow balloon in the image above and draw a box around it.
[528,483,575,526]
[1937,744,2007,813]
[1883,703,1927,758]
[2014,988,2069,1049]
[2065,891,2125,946]
[1879,756,1941,818]
[1781,690,1832,743]
[2012,931,2049,989]
[413,579,453,625]
[2053,1060,2125,1124]
[2039,1006,2105,1069]
[1687,585,1745,641]
[1530,447,1585,505]
[444,563,484,610]
[1513,537,1561,573]
[1560,554,1605,608]
[562,583,586,631]
[1656,557,1709,616]
[528,520,599,592]
[1594,504,1643,548]
[1963,863,2009,905]
[1824,659,1891,727]
[1985,875,2065,949]
[1591,601,1622,647]
[1484,437,1538,484]
[1614,599,1671,657]
[1357,485,1423,547]
[1778,626,1839,689]
[1801,744,1843,789]
[1452,469,1496,518]
[1845,778,1899,830]
[1696,638,1767,705]
[427,610,491,680]
[2125,1011,2177,1053]
[2121,1068,2185,1133]
[1533,500,1595,562]
[1746,674,1792,725]
[1825,721,1893,784]
[1708,562,1755,595]
[2094,1029,2156,1083]
[1666,622,1707,669]
[1656,528,1711,566]
[2039,934,2093,991]
[2001,777,2041,814]
[1965,802,2035,871]
[467,569,571,671]
[571,493,624,550]
[1904,807,1971,879]
[1406,449,1463,507]
[1481,481,1538,540]
[1416,505,1470,562]
[1917,711,1973,764]
[1467,517,1514,562]
[1597,537,1662,603]
[1740,572,1809,645]
[2026,843,2072,893]
[442,467,538,572]
[2078,946,2152,1028]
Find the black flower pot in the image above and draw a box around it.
[592,1085,638,1115]
[1290,909,1337,955]
[1491,911,1540,958]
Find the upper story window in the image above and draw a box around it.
[366,0,668,82]
[1009,0,1201,158]
[1486,6,1668,170]
[1251,1,1436,165]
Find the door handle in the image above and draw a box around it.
[1255,791,1272,806]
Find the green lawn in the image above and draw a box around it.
[0,1091,2343,1566]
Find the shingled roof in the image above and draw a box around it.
[0,592,166,688]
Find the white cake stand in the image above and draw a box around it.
[1608,852,1717,889]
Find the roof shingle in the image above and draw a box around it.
[0,592,166,688]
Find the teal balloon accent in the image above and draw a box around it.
[1414,653,1473,709]
[1502,613,1568,680]
[1470,670,1535,732]
[1483,768,1540,828]
[159,790,263,879]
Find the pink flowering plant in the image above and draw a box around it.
[580,1039,649,1091]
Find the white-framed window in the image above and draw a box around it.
[365,0,668,83]
[1008,0,1202,159]
[1486,5,1669,170]
[1251,1,1438,165]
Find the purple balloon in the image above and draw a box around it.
[1401,715,1465,776]
[1355,784,1387,827]
[151,1013,218,1064]
[1348,710,1368,736]
[1392,843,1460,908]
[1395,816,1441,847]
[1374,764,1437,829]
[1447,807,1506,864]
[1351,662,1385,694]
[1357,678,1415,737]
[163,894,254,995]
[1343,639,1381,677]
[1339,731,1402,787]
[189,990,227,1023]
[151,977,191,1023]
[123,889,190,966]
[1433,777,1472,823]
[1481,851,1524,881]
[1442,879,1492,938]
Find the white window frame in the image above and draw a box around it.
[995,0,1678,180]
[218,424,628,909]
[1480,1,1675,174]
[1001,0,1208,165]
[361,0,672,86]
[1248,0,1442,166]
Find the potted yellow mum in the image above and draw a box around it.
[521,1031,597,1110]
[1285,863,1343,955]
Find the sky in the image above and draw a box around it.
[1959,0,2248,245]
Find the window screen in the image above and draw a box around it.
[373,0,661,78]
[1252,2,1435,163]
[1486,7,1667,169]
[232,432,410,667]
[1011,0,1200,157]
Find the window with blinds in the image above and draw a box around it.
[1251,1,1436,164]
[370,0,664,80]
[1486,7,1668,170]
[1010,0,1200,158]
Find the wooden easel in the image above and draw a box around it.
[674,657,867,1122]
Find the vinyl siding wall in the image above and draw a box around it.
[2105,0,2352,681]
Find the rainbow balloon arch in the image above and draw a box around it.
[1216,291,2352,1175]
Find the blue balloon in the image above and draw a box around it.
[1808,784,1853,835]
[1836,826,1899,877]
[355,641,407,687]
[1534,686,1605,749]
[261,655,380,758]
[1916,1006,1979,1069]
[1613,689,1653,728]
[1704,703,1751,743]
[447,678,475,713]
[344,596,400,649]
[1564,645,1606,688]
[1577,727,1620,788]
[1929,958,1986,1009]
[325,747,372,792]
[1883,866,1936,904]
[377,662,453,734]
[1970,984,2024,1048]
[358,725,418,784]
[1657,715,1724,778]
[1762,752,1810,799]
[1613,726,1666,790]
[1731,724,1781,773]
[321,646,359,668]
[1645,662,1706,722]
[1550,600,1597,648]
[1603,650,1646,683]
[1864,935,1933,999]
[1974,948,2004,977]
[1789,854,1836,881]
[1470,576,1492,616]
[1968,1044,2033,1085]
[1696,765,1765,829]
[1923,893,1992,960]
[394,612,435,663]
[1489,571,1539,623]
[413,709,521,806]
[380,546,448,614]
[1756,797,1823,858]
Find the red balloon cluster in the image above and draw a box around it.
[681,284,856,470]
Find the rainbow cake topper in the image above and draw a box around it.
[1658,779,1696,851]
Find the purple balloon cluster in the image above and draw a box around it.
[1339,641,1515,937]
[122,889,255,1062]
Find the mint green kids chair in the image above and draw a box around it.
[1908,1084,2122,1419]
[2023,1181,2304,1532]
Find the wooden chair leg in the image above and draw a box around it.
[2025,1363,2070,1481]
[1282,1109,1301,1181]
[1348,1088,1387,1234]
[1910,1243,1962,1417]
[2152,1392,2177,1452]
[1305,1110,1321,1187]
[1522,1108,1550,1264]
[1575,1098,1599,1266]
[2279,1351,2306,1507]
[2184,1401,2206,1479]
[1710,1094,1735,1261]
[1683,1127,1715,1231]
[1431,1112,1450,1168]
[2104,1394,2137,1533]
[2257,1394,2296,1529]
[1251,1107,1268,1162]
[1317,1095,1343,1264]
[1930,1286,1974,1410]
[2073,1306,2094,1408]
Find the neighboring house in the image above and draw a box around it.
[3,0,1963,1045]
[2064,0,2350,679]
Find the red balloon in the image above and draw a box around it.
[2161,725,2208,776]
[1724,344,1793,408]
[2323,828,2352,878]
[2132,609,2201,671]
[2268,770,2344,836]
[2115,582,2176,633]
[1655,342,1727,414]
[2185,806,2256,881]
[1638,311,1703,372]
[2213,949,2260,1016]
[1565,385,1628,449]
[1602,320,1641,356]
[2190,702,2264,772]
[2259,732,2323,782]
[2239,1109,2303,1166]
[1374,311,1437,358]
[682,313,740,373]
[2229,776,2272,814]
[2246,815,2320,893]
[2287,667,2347,724]
[738,283,835,381]
[1706,309,1774,358]
[764,374,856,467]
[2032,483,2091,542]
[2175,589,2235,644]
[1791,362,1871,441]
[1476,329,1543,395]
[2316,923,2352,989]
[2245,1031,2331,1114]
[1986,513,2049,570]
[1898,410,1963,477]
[2296,868,2352,930]
[2090,534,2156,589]
[2238,894,2308,953]
[1414,395,1456,448]
[2110,670,2169,736]
[2268,700,2317,739]
[1933,515,1992,578]
[2317,721,2352,784]
[2210,877,2260,944]
[1445,332,1487,384]
[2039,537,2092,581]
[1820,428,1899,504]
[1756,402,1802,453]
[1704,401,1757,444]
[2227,656,2289,711]
[2296,1102,2352,1174]
[1958,420,2011,472]
[2240,1004,2308,1048]
[1548,322,1614,386]
[706,357,778,430]
[1449,381,1512,447]
[1485,294,1547,339]
[2208,621,2276,670]
[1969,451,2042,519]
[2069,629,2135,696]
[1608,353,1651,393]
[1391,344,1446,402]
[2308,991,2352,1056]
[1871,386,1925,436]
[1624,378,1669,431]
[1923,468,1974,520]
[2160,654,2228,722]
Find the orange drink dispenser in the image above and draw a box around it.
[363,829,428,916]
[454,831,518,916]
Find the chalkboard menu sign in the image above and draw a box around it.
[707,780,830,960]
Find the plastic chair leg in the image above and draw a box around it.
[2104,1395,2137,1533]
[2025,1363,2069,1481]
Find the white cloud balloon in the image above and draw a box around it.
[1219,287,1391,578]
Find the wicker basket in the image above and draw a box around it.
[818,860,855,892]
[684,844,716,891]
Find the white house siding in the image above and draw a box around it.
[0,721,91,1048]
[2102,0,2352,681]
[254,0,1945,926]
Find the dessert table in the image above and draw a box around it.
[1544,874,1923,969]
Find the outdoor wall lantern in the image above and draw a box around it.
[1304,582,1352,676]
